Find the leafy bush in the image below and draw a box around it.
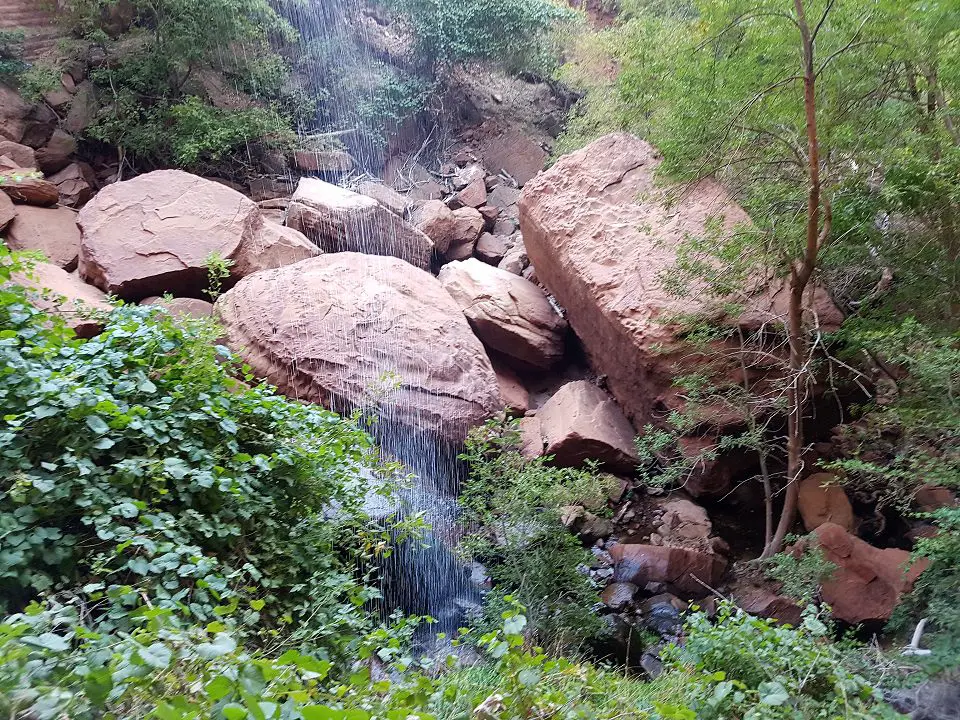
[0,249,380,649]
[0,594,901,720]
[764,541,836,606]
[894,507,960,660]
[0,29,25,78]
[661,603,899,719]
[459,418,612,650]
[67,0,300,172]
[388,0,577,75]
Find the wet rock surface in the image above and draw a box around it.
[215,253,502,442]
[287,178,432,269]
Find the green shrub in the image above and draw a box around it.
[387,0,577,75]
[0,29,25,78]
[68,0,300,172]
[0,249,380,648]
[459,418,612,650]
[661,603,900,719]
[894,507,960,661]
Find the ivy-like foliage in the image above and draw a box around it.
[664,603,900,719]
[0,250,379,646]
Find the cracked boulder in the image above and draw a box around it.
[215,253,502,442]
[520,134,842,496]
[78,170,319,300]
[438,258,567,369]
[287,178,432,269]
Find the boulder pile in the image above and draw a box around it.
[1,124,925,636]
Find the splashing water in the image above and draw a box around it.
[277,0,483,638]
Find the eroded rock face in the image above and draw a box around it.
[48,163,97,208]
[537,380,638,472]
[10,261,111,338]
[811,523,926,624]
[6,205,81,270]
[492,362,529,416]
[78,170,313,301]
[287,178,432,269]
[215,253,501,442]
[438,258,567,369]
[611,544,727,597]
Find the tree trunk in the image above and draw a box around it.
[761,0,829,558]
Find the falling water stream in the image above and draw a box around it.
[276,0,483,639]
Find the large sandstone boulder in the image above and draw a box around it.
[5,205,81,270]
[519,134,838,431]
[537,380,638,472]
[611,544,727,597]
[77,170,316,300]
[798,473,854,531]
[286,178,432,270]
[10,261,112,338]
[438,258,567,369]
[811,523,926,624]
[215,253,501,442]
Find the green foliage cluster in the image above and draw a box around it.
[0,29,25,78]
[1,590,902,720]
[0,248,381,650]
[763,541,836,606]
[663,603,899,719]
[386,0,577,76]
[459,418,612,650]
[0,247,907,719]
[66,0,301,172]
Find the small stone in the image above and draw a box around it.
[475,232,510,265]
[478,204,498,229]
[493,217,517,236]
[453,163,486,191]
[601,582,638,610]
[457,177,488,208]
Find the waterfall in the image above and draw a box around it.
[280,0,482,639]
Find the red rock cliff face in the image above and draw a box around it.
[0,0,64,60]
